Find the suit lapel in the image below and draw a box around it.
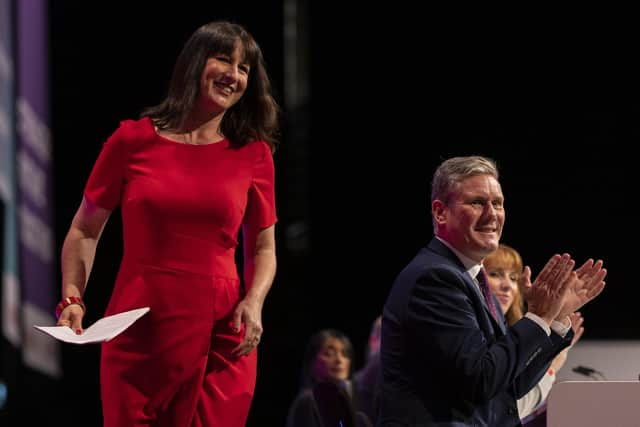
[428,238,507,334]
[490,294,507,334]
[466,274,507,334]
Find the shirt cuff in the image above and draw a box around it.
[525,312,551,336]
[550,317,572,337]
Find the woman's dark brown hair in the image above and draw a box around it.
[141,21,280,150]
[300,329,354,389]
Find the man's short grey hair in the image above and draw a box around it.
[431,156,499,206]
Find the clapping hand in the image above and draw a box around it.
[556,259,606,320]
[568,311,585,345]
[521,253,576,325]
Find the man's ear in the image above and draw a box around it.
[432,199,447,225]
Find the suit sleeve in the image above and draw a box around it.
[513,328,573,398]
[407,266,553,404]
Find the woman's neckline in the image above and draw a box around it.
[149,119,227,147]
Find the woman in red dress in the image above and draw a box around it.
[56,21,280,426]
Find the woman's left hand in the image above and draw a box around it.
[231,296,264,356]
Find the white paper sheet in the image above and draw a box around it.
[33,307,150,344]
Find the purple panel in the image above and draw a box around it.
[18,0,48,120]
[17,0,54,312]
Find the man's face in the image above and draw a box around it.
[434,174,505,262]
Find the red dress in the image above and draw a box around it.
[84,117,276,426]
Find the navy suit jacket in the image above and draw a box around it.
[377,238,573,427]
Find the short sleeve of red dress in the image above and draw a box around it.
[243,141,277,231]
[83,122,129,210]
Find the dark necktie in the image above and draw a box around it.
[477,267,498,322]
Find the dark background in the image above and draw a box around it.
[20,2,637,425]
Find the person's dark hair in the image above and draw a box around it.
[300,329,354,388]
[141,21,280,150]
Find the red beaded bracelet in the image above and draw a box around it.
[55,296,86,319]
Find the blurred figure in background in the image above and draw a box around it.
[353,316,382,424]
[0,380,6,410]
[287,329,372,427]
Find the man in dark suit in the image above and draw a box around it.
[378,156,606,426]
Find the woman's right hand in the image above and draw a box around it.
[56,304,85,335]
